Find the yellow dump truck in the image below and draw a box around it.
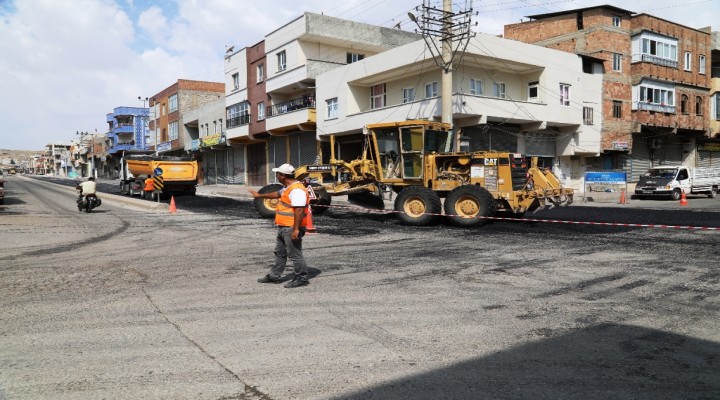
[120,155,198,198]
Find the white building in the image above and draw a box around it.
[316,33,604,189]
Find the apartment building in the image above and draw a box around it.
[709,31,720,153]
[183,97,228,184]
[150,79,225,157]
[316,33,603,188]
[504,5,715,179]
[224,12,421,186]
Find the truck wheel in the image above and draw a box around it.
[444,185,496,227]
[708,188,717,199]
[310,185,332,215]
[253,184,283,218]
[671,189,682,201]
[394,186,441,226]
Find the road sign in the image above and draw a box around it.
[154,167,163,176]
[307,185,317,200]
[153,175,164,191]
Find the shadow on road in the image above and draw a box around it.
[332,323,719,400]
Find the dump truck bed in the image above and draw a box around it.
[125,156,197,182]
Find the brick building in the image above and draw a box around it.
[504,5,715,180]
[150,79,225,157]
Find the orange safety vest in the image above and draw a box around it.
[144,178,154,191]
[274,181,309,227]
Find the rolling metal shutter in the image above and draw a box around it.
[697,151,720,167]
[630,138,651,182]
[216,150,228,184]
[288,131,318,168]
[463,125,519,152]
[524,132,556,157]
[230,146,246,184]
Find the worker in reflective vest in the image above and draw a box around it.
[143,175,155,200]
[248,163,310,288]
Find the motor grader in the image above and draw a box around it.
[253,120,573,227]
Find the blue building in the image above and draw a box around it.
[106,106,150,153]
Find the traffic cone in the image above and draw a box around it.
[169,196,177,213]
[679,190,688,206]
[619,190,627,204]
[305,206,317,233]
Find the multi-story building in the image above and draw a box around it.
[224,12,421,186]
[316,32,603,188]
[150,79,225,157]
[708,31,720,162]
[504,5,714,180]
[183,97,228,184]
[44,143,73,176]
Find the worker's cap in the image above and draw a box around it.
[271,163,295,175]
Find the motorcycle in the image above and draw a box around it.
[76,182,102,213]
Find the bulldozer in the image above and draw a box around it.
[254,120,573,227]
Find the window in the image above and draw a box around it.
[612,100,622,118]
[470,79,483,95]
[699,55,706,74]
[347,53,364,64]
[169,121,178,140]
[696,96,703,116]
[684,52,692,71]
[641,38,677,61]
[583,107,593,125]
[232,73,240,90]
[403,88,416,103]
[257,64,264,82]
[371,84,386,109]
[639,86,675,106]
[257,102,265,120]
[493,82,506,99]
[168,94,178,112]
[612,15,621,27]
[681,94,689,114]
[326,98,338,119]
[559,83,570,106]
[277,50,286,72]
[425,81,438,98]
[612,53,622,72]
[528,81,538,101]
[713,93,720,120]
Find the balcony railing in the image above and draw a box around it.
[639,54,678,69]
[267,95,315,117]
[635,102,676,113]
[227,114,250,129]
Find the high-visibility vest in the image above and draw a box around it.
[144,178,154,191]
[275,181,309,227]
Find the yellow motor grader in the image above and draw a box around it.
[254,120,573,227]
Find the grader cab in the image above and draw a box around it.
[254,120,573,227]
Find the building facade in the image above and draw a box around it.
[504,5,715,180]
[150,79,225,157]
[316,33,603,189]
[224,12,421,186]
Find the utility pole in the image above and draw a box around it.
[409,0,476,150]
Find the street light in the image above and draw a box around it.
[138,96,148,107]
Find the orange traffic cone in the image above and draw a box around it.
[619,190,627,204]
[305,206,316,233]
[679,190,688,206]
[169,196,177,213]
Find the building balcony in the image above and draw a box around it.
[633,102,676,113]
[633,54,679,69]
[227,114,250,129]
[266,60,343,93]
[265,95,316,135]
[112,124,134,135]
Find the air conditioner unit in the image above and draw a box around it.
[650,138,662,149]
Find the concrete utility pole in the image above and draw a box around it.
[409,0,475,150]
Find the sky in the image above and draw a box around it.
[0,0,718,150]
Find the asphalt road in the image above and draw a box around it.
[1,176,719,399]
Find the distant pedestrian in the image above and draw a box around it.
[248,163,310,288]
[143,175,155,200]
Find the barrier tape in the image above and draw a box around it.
[311,203,720,231]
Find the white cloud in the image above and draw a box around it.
[0,0,717,150]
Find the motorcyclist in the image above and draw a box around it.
[76,176,98,206]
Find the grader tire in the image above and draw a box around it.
[444,185,496,227]
[310,185,332,215]
[253,183,283,219]
[394,186,441,226]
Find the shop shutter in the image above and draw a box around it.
[630,138,651,182]
[659,138,683,166]
[216,150,228,184]
[462,125,519,152]
[230,146,246,184]
[298,132,319,166]
[524,132,556,157]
